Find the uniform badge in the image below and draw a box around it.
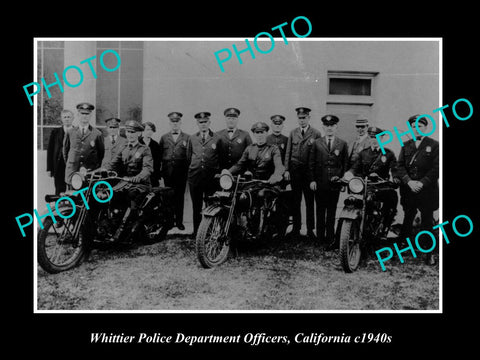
[426,146,431,153]
[237,138,242,144]
[281,144,284,149]
[381,156,386,163]
[334,149,339,156]
[182,140,187,147]
[265,153,270,159]
[211,143,216,150]
[309,138,314,144]
[135,152,141,159]
[90,140,95,147]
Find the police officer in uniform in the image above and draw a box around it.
[396,115,439,264]
[106,120,154,237]
[187,112,222,236]
[101,117,127,168]
[347,118,371,168]
[159,112,190,230]
[217,107,252,169]
[266,115,288,164]
[284,107,322,238]
[227,122,285,183]
[64,102,105,186]
[345,126,400,237]
[308,115,348,248]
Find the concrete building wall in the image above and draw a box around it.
[142,40,439,157]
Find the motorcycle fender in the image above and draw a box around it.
[202,204,226,217]
[339,207,362,221]
[37,203,75,220]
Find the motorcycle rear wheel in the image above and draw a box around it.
[196,215,230,268]
[339,219,362,273]
[37,211,89,274]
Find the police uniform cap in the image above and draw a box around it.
[321,114,339,125]
[168,112,183,121]
[367,126,384,137]
[105,117,121,127]
[125,120,144,132]
[295,107,311,118]
[408,114,428,126]
[355,118,369,126]
[251,121,269,133]
[76,102,95,113]
[270,115,285,124]
[194,112,211,120]
[224,107,240,117]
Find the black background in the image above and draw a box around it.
[7,4,479,356]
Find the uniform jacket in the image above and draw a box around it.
[216,128,252,169]
[396,136,439,208]
[308,136,349,190]
[187,130,221,184]
[158,131,190,179]
[107,142,153,185]
[101,134,127,168]
[285,126,322,174]
[139,136,161,183]
[347,135,371,168]
[266,133,288,164]
[228,143,285,181]
[350,147,397,180]
[64,125,105,184]
[47,126,66,176]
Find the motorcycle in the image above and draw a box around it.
[37,168,175,273]
[336,174,398,272]
[195,172,292,268]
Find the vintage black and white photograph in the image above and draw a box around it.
[34,38,441,311]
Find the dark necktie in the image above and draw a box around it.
[111,136,115,145]
[327,138,332,151]
[228,130,234,139]
[301,128,305,137]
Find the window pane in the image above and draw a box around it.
[41,49,64,125]
[329,78,371,96]
[37,48,42,125]
[120,50,143,122]
[39,41,64,48]
[42,127,55,150]
[97,41,119,49]
[121,41,143,49]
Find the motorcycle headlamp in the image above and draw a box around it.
[348,177,365,194]
[219,173,234,190]
[71,173,84,190]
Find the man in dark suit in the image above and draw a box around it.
[140,121,161,187]
[216,107,252,169]
[159,112,190,230]
[101,117,127,168]
[63,102,104,186]
[396,114,439,264]
[308,115,348,248]
[284,107,322,239]
[47,109,73,194]
[266,114,288,164]
[187,112,221,236]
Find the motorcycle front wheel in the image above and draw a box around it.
[196,215,230,268]
[37,208,89,273]
[339,218,362,273]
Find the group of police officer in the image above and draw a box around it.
[47,102,439,263]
